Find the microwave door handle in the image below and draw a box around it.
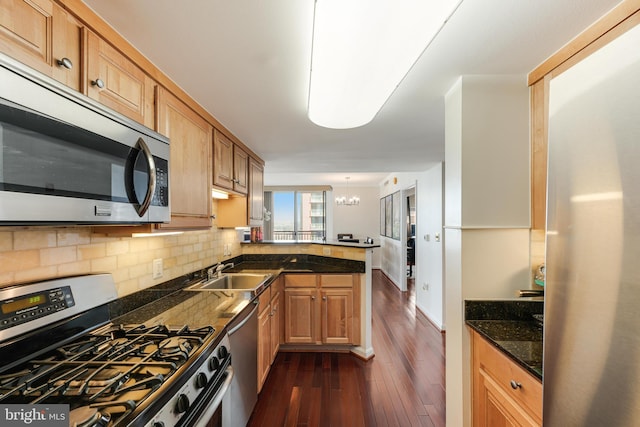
[131,137,157,217]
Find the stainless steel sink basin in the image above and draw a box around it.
[187,273,272,292]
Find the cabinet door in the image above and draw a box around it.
[0,0,81,90]
[233,145,249,194]
[257,303,271,392]
[213,129,234,190]
[270,291,281,361]
[473,331,542,427]
[157,87,212,229]
[321,288,353,344]
[248,157,264,224]
[86,31,155,128]
[284,288,317,344]
[475,370,538,427]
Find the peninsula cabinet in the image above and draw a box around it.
[86,31,155,128]
[472,331,542,427]
[213,129,248,195]
[284,274,359,346]
[156,87,212,229]
[0,0,82,91]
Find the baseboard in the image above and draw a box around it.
[416,305,445,332]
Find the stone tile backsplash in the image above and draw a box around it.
[0,226,240,297]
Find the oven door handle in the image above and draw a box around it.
[192,366,234,427]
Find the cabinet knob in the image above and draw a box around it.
[56,57,73,69]
[510,380,522,390]
[322,296,327,301]
[91,78,105,89]
[311,296,316,300]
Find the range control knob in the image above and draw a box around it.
[218,345,229,360]
[195,372,208,389]
[153,422,165,427]
[208,356,220,373]
[175,394,190,414]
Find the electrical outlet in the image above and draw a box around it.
[152,258,163,279]
[423,283,429,291]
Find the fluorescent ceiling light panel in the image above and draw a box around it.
[308,0,460,129]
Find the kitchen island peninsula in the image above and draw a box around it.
[238,240,379,360]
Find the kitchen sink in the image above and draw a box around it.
[187,273,272,292]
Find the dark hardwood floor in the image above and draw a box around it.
[247,270,446,426]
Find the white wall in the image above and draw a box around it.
[444,75,531,427]
[415,163,444,329]
[331,186,381,268]
[378,168,445,330]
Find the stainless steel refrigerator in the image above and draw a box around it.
[544,22,640,426]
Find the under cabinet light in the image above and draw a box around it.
[211,189,230,199]
[308,0,461,129]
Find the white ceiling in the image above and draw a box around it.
[83,0,621,186]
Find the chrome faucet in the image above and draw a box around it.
[210,262,234,279]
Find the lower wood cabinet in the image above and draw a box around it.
[257,276,282,392]
[472,330,542,427]
[284,274,359,346]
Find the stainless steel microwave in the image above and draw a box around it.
[0,53,170,224]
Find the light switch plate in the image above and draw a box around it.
[152,258,163,279]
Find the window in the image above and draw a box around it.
[264,190,326,241]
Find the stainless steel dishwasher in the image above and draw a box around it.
[223,300,258,427]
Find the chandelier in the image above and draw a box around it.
[335,177,360,206]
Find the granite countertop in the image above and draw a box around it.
[242,239,380,249]
[465,299,544,380]
[109,253,365,332]
[227,253,366,274]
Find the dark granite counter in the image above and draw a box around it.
[108,253,365,331]
[228,253,365,274]
[242,239,380,249]
[465,299,543,380]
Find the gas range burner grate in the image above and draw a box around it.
[0,323,216,426]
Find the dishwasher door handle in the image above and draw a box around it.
[228,303,259,336]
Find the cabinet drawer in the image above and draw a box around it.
[473,332,542,423]
[284,274,317,288]
[320,274,354,288]
[258,286,271,310]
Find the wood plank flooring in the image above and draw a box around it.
[247,270,446,426]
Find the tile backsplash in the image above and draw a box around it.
[0,226,240,296]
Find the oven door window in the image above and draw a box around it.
[0,101,152,206]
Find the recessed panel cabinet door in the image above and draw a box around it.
[0,0,81,90]
[321,289,353,344]
[86,31,155,128]
[285,289,317,344]
[213,129,234,190]
[157,87,212,229]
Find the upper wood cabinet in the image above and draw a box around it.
[157,87,212,229]
[86,31,155,128]
[216,155,264,228]
[248,157,264,225]
[213,129,248,195]
[0,0,82,91]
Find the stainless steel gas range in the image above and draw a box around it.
[0,274,233,427]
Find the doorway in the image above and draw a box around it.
[402,185,416,292]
